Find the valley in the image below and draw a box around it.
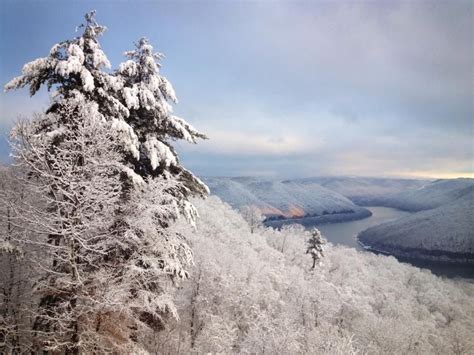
[205,176,474,277]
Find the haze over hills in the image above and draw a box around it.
[296,176,429,205]
[204,176,436,212]
[203,177,372,224]
[203,176,435,221]
[365,178,474,212]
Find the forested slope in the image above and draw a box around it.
[358,189,474,263]
[149,196,474,354]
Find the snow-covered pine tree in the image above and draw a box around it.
[4,11,208,353]
[5,10,129,122]
[306,228,326,269]
[116,37,209,205]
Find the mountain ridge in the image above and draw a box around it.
[203,176,372,224]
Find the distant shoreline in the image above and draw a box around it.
[357,237,474,266]
[264,208,372,228]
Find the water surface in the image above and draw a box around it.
[313,207,474,280]
[315,207,410,251]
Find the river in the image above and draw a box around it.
[314,207,474,280]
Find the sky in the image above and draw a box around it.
[0,0,472,179]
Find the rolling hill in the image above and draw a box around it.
[296,176,429,205]
[203,177,372,224]
[369,178,474,212]
[358,187,474,264]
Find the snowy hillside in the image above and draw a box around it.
[371,178,474,212]
[152,196,474,354]
[203,177,371,224]
[358,189,474,263]
[297,176,429,205]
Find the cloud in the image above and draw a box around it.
[179,128,323,156]
[1,1,472,178]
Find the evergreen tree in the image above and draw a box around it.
[4,11,207,352]
[116,37,209,202]
[5,11,129,121]
[306,228,326,269]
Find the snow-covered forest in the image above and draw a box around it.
[1,10,473,354]
[1,11,207,353]
[165,197,474,354]
[4,188,474,353]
